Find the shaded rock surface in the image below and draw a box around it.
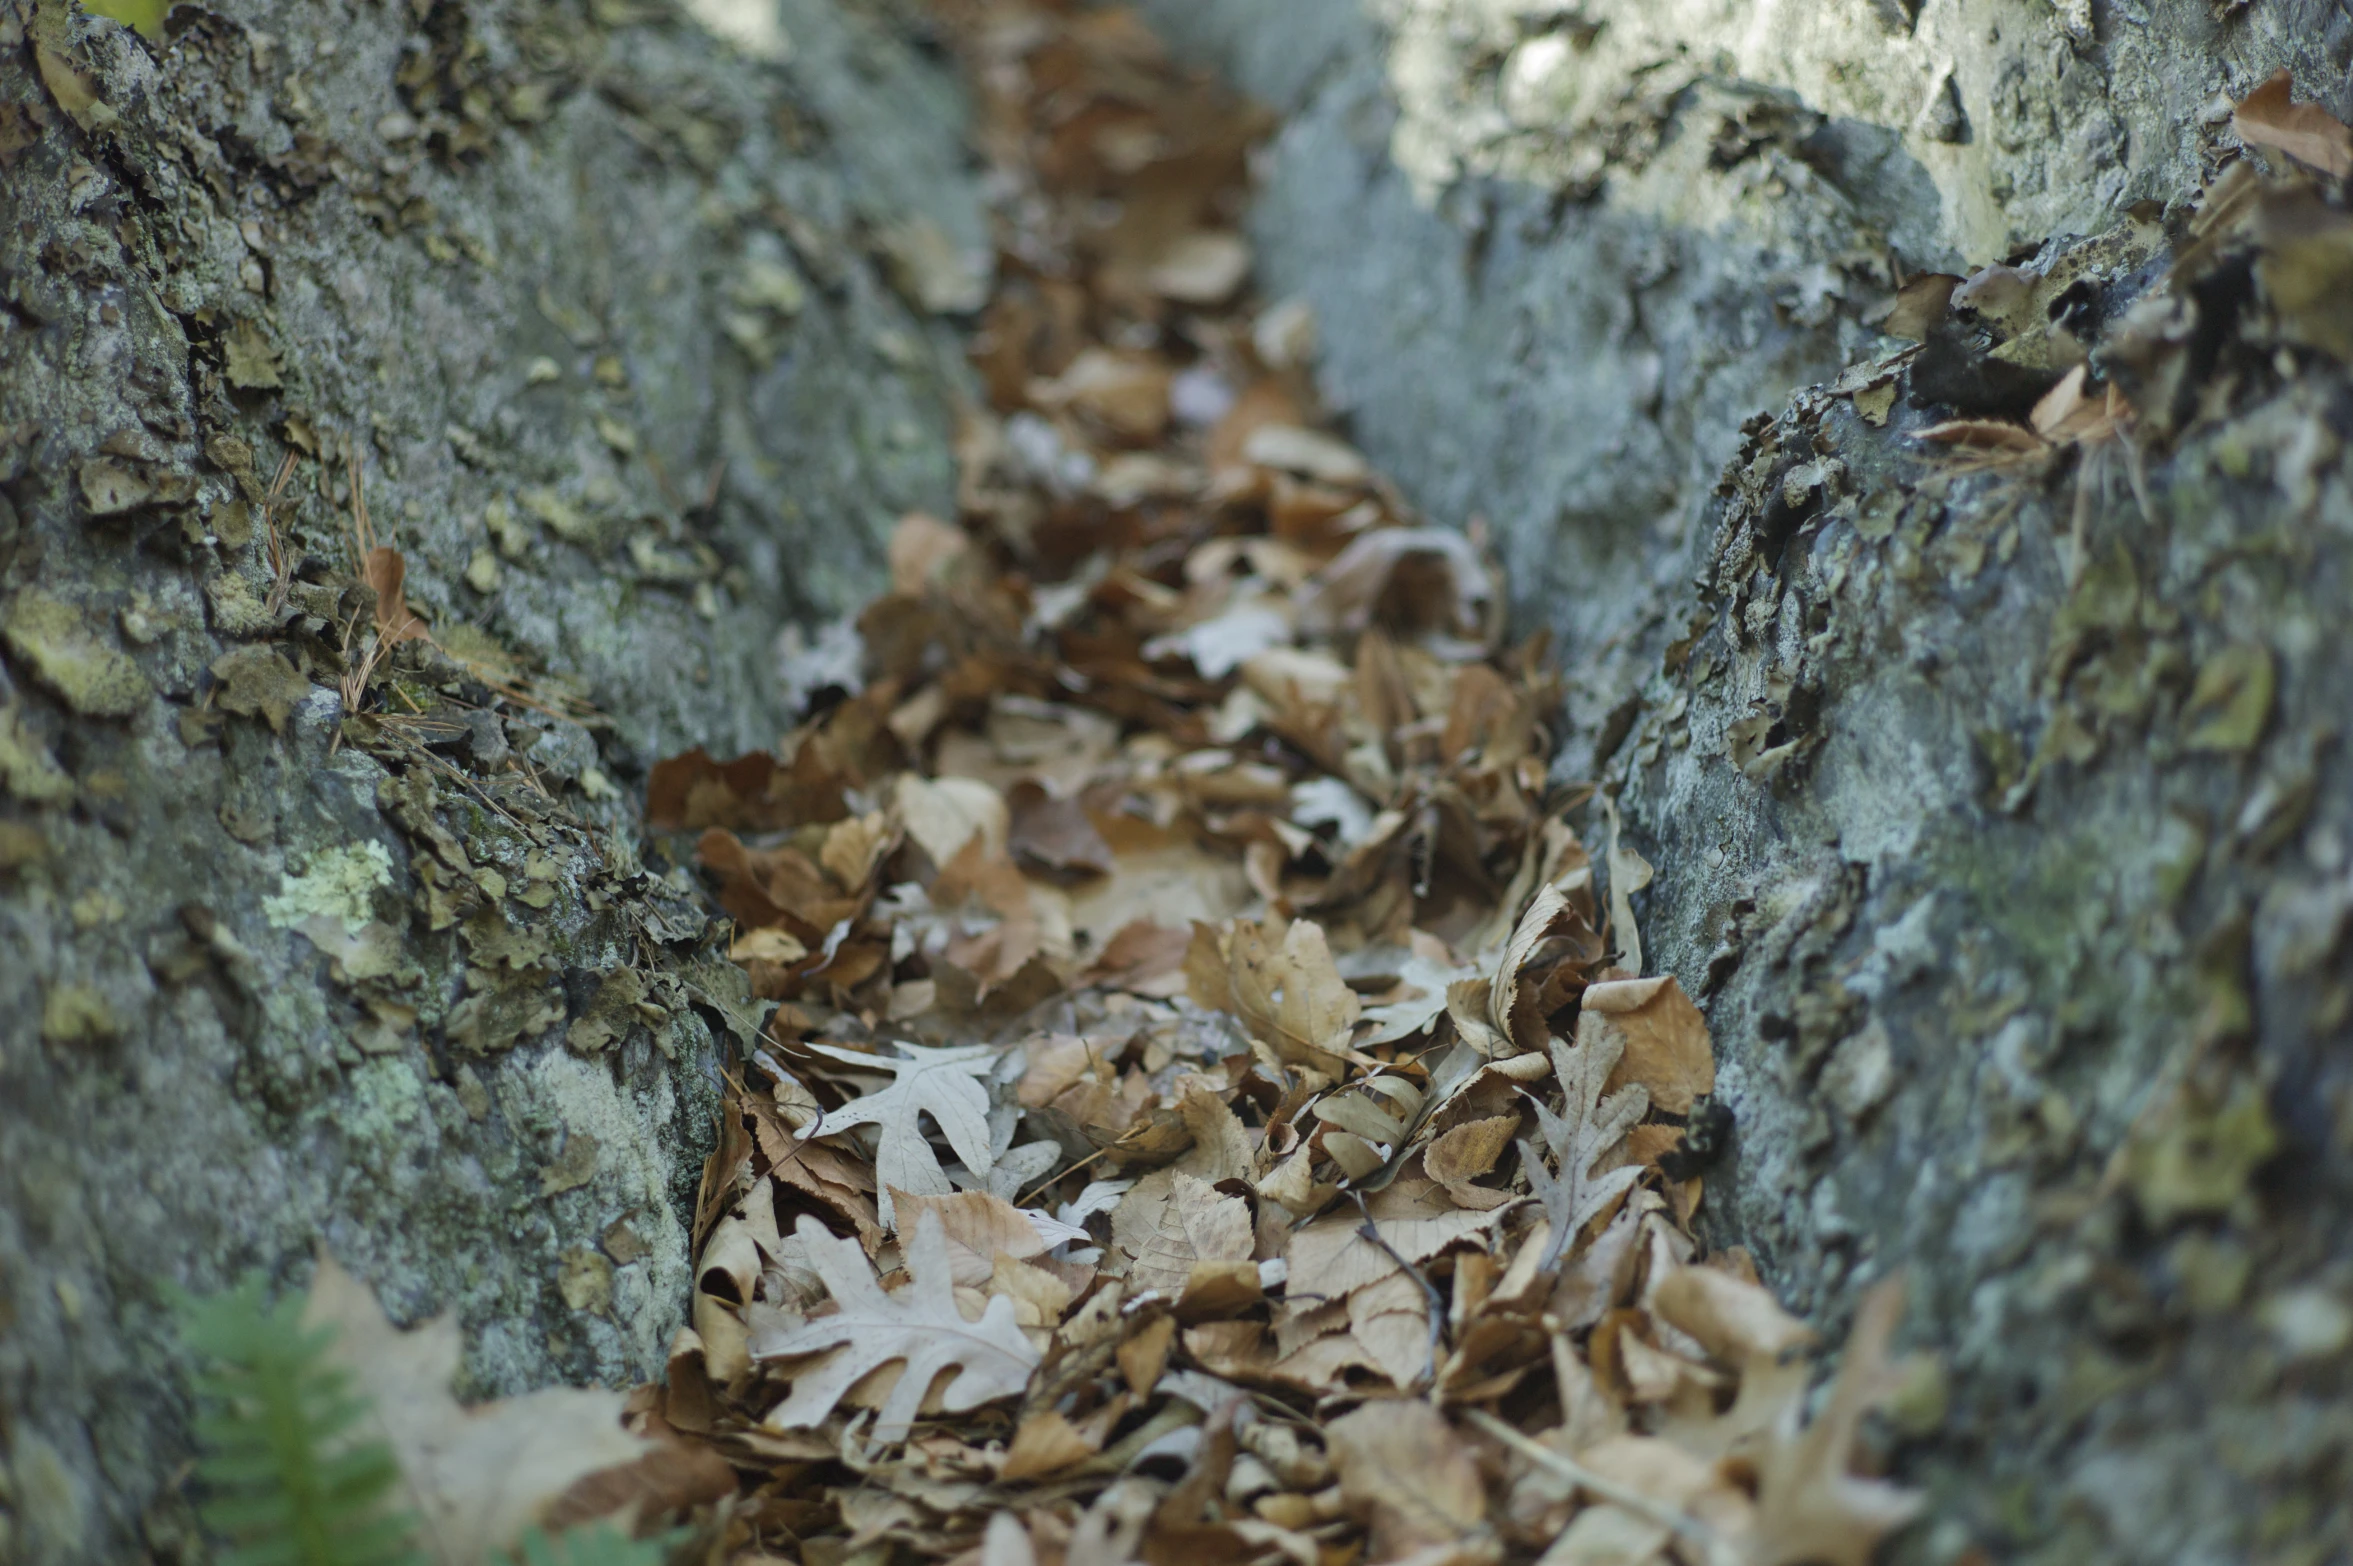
[0,0,981,1558]
[1146,1,2351,1561]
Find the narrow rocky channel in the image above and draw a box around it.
[2,1,2349,1562]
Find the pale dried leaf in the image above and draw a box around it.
[303,1255,648,1564]
[897,774,1009,868]
[1649,1265,1814,1366]
[891,1188,1050,1286]
[2233,69,2353,178]
[1424,1116,1520,1211]
[1127,1172,1254,1298]
[1297,527,1492,642]
[1749,1278,1925,1566]
[1582,976,1715,1116]
[803,1040,998,1227]
[1361,949,1479,1046]
[1601,799,1652,976]
[1193,917,1362,1074]
[1326,1403,1488,1560]
[1145,230,1252,304]
[754,1211,1039,1442]
[1522,1028,1649,1272]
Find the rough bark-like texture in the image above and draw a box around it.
[0,0,981,1558]
[1144,3,2350,1562]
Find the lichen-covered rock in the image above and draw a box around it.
[0,0,984,1558]
[1148,2,2350,1560]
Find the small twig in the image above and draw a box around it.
[1350,1190,1446,1385]
[331,605,392,754]
[1018,1144,1111,1208]
[503,753,555,801]
[260,451,300,617]
[2122,428,2157,530]
[640,447,687,513]
[347,438,376,557]
[376,731,530,832]
[2064,442,2104,588]
[1463,1409,1728,1553]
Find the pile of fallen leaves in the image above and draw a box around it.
[630,7,1931,1565]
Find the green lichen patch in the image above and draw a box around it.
[3,590,150,718]
[0,702,75,805]
[264,842,396,935]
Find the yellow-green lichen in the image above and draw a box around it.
[264,842,395,934]
[2,592,150,718]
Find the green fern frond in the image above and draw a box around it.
[513,1524,676,1566]
[177,1275,422,1566]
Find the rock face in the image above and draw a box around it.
[0,0,982,1558]
[1146,2,2352,1561]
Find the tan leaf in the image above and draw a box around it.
[1424,1116,1520,1211]
[1127,1173,1253,1298]
[1009,779,1116,878]
[983,1511,1040,1566]
[302,1255,649,1564]
[1873,272,1959,340]
[989,1252,1077,1331]
[1463,880,1606,1057]
[896,773,1009,868]
[1189,917,1362,1075]
[1285,1206,1497,1303]
[1581,976,1715,1116]
[1909,418,2045,453]
[820,810,895,889]
[1068,833,1251,952]
[1360,949,1479,1046]
[889,511,971,596]
[1076,919,1196,995]
[801,1040,997,1228]
[1346,1270,1436,1389]
[362,547,431,646]
[752,1211,1039,1442]
[1240,424,1368,486]
[1537,1503,1671,1566]
[1296,526,1493,643]
[1325,1403,1488,1561]
[1521,1028,1649,1273]
[1749,1278,1926,1566]
[2233,69,2353,178]
[1145,592,1295,677]
[730,927,809,965]
[1649,1263,1814,1366]
[1002,1409,1101,1481]
[1144,230,1252,304]
[891,1188,1050,1286]
[1030,347,1173,441]
[544,1438,737,1535]
[1118,1313,1178,1395]
[1601,799,1652,977]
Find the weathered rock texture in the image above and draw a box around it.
[1142,2,2351,1561]
[0,0,982,1558]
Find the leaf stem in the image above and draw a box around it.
[1461,1408,1728,1554]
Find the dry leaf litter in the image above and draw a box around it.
[251,10,2353,1566]
[627,9,1933,1566]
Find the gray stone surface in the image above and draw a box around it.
[0,0,981,1558]
[1148,1,2351,1560]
